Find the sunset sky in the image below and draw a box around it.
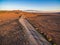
[0,0,60,11]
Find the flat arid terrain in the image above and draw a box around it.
[0,10,60,45]
[27,15,60,45]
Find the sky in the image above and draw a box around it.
[0,0,60,11]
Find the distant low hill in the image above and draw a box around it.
[24,10,60,14]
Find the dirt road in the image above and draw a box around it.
[19,16,51,45]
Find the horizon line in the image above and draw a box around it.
[0,9,60,12]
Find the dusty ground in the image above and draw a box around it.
[0,10,60,45]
